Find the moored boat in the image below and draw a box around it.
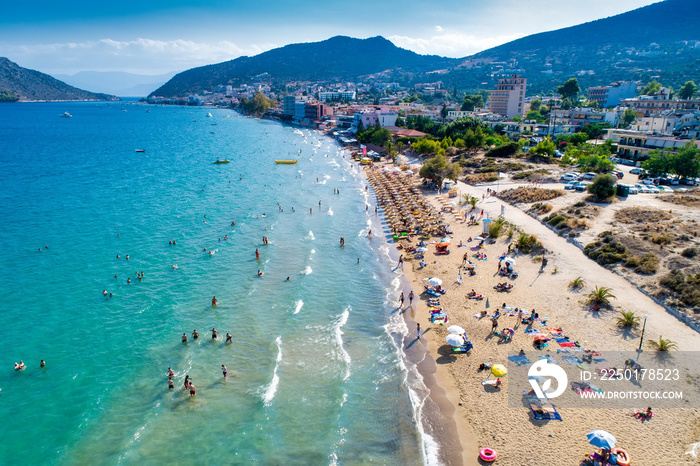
[213,159,230,164]
[60,112,72,118]
[274,160,298,164]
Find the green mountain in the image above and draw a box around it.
[152,0,699,98]
[151,36,459,97]
[443,0,700,94]
[0,57,118,102]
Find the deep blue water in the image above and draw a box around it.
[0,102,436,464]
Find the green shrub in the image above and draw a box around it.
[635,254,659,275]
[681,247,698,258]
[660,270,685,292]
[485,142,519,158]
[573,201,587,208]
[547,215,568,227]
[651,234,672,246]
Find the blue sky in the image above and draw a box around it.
[0,0,661,75]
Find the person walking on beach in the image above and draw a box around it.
[399,292,405,308]
[416,323,421,339]
[398,255,403,269]
[221,364,228,379]
[491,317,499,333]
[408,291,414,308]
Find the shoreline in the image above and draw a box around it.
[360,163,475,465]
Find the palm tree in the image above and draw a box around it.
[516,232,534,251]
[587,286,616,309]
[649,336,678,351]
[396,141,405,156]
[461,193,471,206]
[469,196,479,210]
[616,311,640,328]
[569,276,585,290]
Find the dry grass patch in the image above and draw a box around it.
[464,173,499,184]
[614,207,672,224]
[657,190,700,207]
[497,187,564,204]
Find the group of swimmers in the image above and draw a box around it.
[182,328,232,343]
[13,360,44,370]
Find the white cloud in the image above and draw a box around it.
[388,31,525,58]
[4,38,276,74]
[435,26,443,33]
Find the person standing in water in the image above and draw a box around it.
[192,330,199,340]
[221,364,228,378]
[182,333,188,343]
[212,328,219,340]
[212,296,218,306]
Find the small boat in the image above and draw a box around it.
[213,159,230,164]
[135,149,146,153]
[274,160,298,164]
[206,112,213,118]
[60,112,72,118]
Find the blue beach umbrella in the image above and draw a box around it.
[587,430,617,449]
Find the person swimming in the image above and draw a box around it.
[257,270,263,277]
[14,361,25,370]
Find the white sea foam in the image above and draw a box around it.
[306,231,315,240]
[310,249,315,254]
[334,307,352,381]
[262,336,282,406]
[293,300,304,314]
[301,266,312,275]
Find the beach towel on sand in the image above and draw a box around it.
[529,402,562,421]
[538,354,560,365]
[562,356,581,365]
[508,355,532,366]
[553,337,570,343]
[559,342,576,347]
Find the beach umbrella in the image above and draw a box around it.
[474,236,484,241]
[491,364,508,377]
[446,334,465,346]
[428,277,442,287]
[587,430,617,450]
[447,325,465,334]
[533,334,548,341]
[415,247,427,253]
[504,258,516,265]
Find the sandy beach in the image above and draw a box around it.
[364,162,700,465]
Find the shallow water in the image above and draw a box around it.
[0,102,435,464]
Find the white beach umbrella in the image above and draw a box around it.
[428,277,442,287]
[504,258,516,265]
[415,247,427,253]
[446,334,465,346]
[474,236,484,241]
[447,325,466,334]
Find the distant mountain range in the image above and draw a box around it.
[53,71,177,97]
[151,36,457,97]
[0,58,117,102]
[153,0,700,97]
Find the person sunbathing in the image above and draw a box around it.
[468,289,477,297]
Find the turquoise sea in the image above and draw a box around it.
[0,102,439,464]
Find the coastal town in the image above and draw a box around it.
[3,0,700,464]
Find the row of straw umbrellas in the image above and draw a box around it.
[366,167,447,235]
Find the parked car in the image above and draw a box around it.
[658,186,674,193]
[635,184,652,193]
[648,186,660,193]
[560,173,577,182]
[575,181,591,192]
[581,172,597,181]
[564,181,577,190]
[680,178,697,186]
[612,170,624,179]
[630,168,644,175]
[628,186,639,195]
[621,159,636,166]
[641,178,657,185]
